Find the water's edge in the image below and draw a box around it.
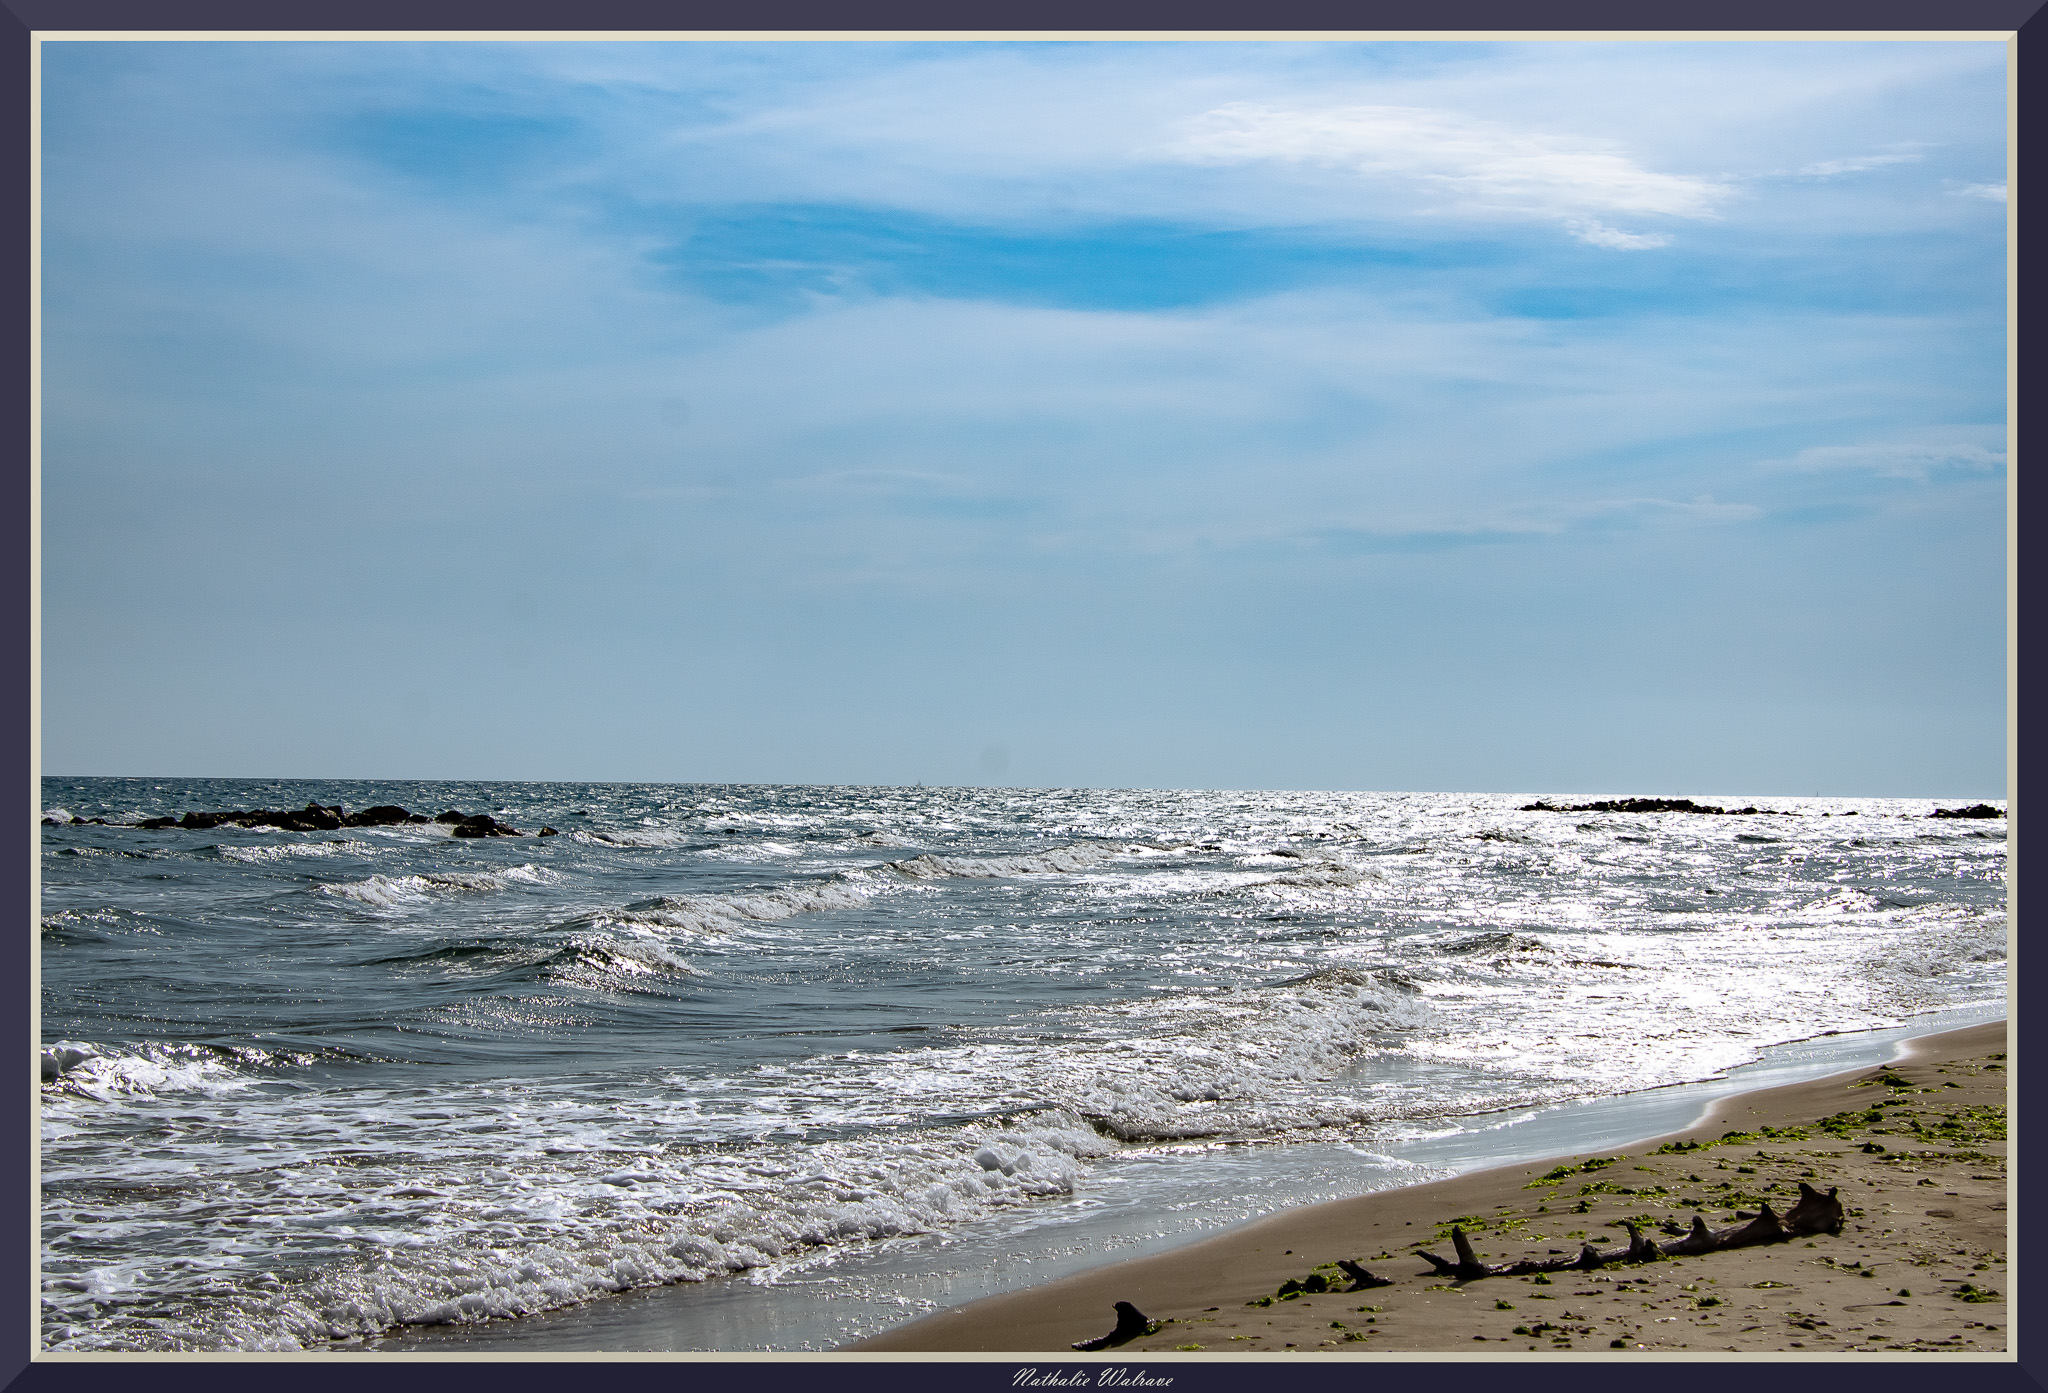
[373,1003,2001,1353]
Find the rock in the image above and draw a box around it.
[1520,797,1788,816]
[538,826,559,836]
[122,803,434,833]
[1931,804,2003,819]
[342,805,428,827]
[446,812,523,838]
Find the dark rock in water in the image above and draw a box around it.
[343,805,429,827]
[1931,803,2003,819]
[238,804,344,832]
[446,812,524,838]
[1520,797,1786,816]
[117,802,454,834]
[538,826,559,836]
[97,802,532,836]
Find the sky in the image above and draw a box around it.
[37,39,2008,795]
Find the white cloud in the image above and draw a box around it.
[1955,181,2008,202]
[1797,144,1929,177]
[1567,220,1671,250]
[1778,440,2005,481]
[1167,101,1724,247]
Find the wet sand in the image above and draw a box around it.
[851,1022,2008,1356]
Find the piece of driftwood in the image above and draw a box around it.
[1336,1259,1395,1290]
[1416,1183,1845,1281]
[1072,1302,1161,1351]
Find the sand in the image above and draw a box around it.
[850,1022,2008,1356]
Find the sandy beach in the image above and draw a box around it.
[852,1021,2008,1356]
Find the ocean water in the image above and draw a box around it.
[37,778,2008,1352]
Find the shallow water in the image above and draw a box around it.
[38,779,2006,1350]
[375,1009,1997,1352]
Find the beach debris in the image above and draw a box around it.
[1337,1260,1395,1290]
[1072,1302,1161,1351]
[1251,1260,1394,1306]
[1416,1183,1844,1282]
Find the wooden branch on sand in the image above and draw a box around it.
[1415,1182,1844,1281]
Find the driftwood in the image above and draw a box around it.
[1336,1259,1395,1290]
[1416,1183,1844,1282]
[1072,1302,1160,1351]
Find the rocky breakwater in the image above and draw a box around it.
[1522,797,2005,820]
[44,803,558,837]
[1519,798,1787,816]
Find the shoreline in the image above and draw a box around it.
[849,1021,2008,1355]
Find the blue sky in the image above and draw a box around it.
[38,39,2008,794]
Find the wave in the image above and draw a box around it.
[38,1040,312,1101]
[1256,861,1378,889]
[571,827,707,849]
[812,964,1437,1146]
[886,842,1142,880]
[595,876,878,937]
[1060,964,1434,1139]
[320,865,559,909]
[41,1109,1112,1351]
[530,937,707,988]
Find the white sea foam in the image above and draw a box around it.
[596,876,879,937]
[573,826,703,849]
[218,840,369,865]
[321,865,560,909]
[39,1100,1111,1350]
[39,1042,261,1101]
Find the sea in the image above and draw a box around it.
[37,778,2008,1352]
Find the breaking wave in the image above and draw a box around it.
[321,865,560,909]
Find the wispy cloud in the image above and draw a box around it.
[1168,102,1725,247]
[1776,440,2006,481]
[1955,181,2008,202]
[1566,220,1671,250]
[1311,494,1759,553]
[1796,144,1930,177]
